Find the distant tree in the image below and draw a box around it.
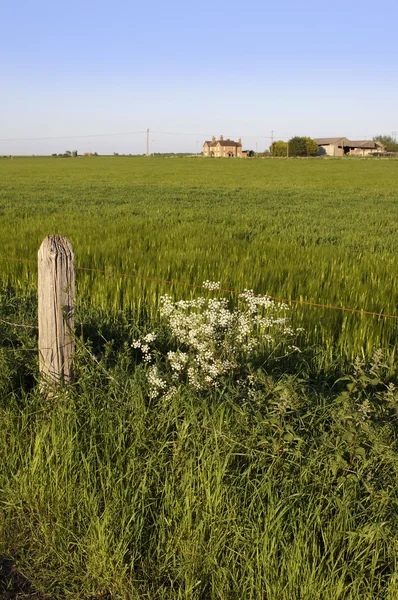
[270,140,288,157]
[373,135,398,152]
[93,152,98,156]
[288,136,318,156]
[288,137,307,156]
[305,137,319,156]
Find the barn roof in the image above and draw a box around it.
[314,137,385,150]
[314,137,347,145]
[350,140,381,149]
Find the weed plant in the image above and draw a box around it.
[132,288,301,398]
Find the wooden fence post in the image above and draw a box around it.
[38,236,75,388]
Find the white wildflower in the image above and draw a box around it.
[134,285,301,398]
[144,332,157,343]
[147,366,167,398]
[202,280,221,290]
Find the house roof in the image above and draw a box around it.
[204,138,242,147]
[217,140,242,147]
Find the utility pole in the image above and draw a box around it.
[146,128,149,157]
[393,131,397,143]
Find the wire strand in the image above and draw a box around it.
[0,318,38,329]
[0,131,146,143]
[0,256,397,321]
[76,266,398,320]
[0,128,382,143]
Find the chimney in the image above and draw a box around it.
[220,135,224,141]
[212,136,215,142]
[238,137,242,144]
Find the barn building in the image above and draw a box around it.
[314,138,385,157]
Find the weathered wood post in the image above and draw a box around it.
[38,236,75,388]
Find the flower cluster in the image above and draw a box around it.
[202,280,221,290]
[132,290,302,398]
[147,365,167,398]
[131,333,157,362]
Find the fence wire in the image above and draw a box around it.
[1,255,397,322]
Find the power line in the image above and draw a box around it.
[152,130,380,140]
[0,131,146,143]
[152,130,281,139]
[0,128,384,144]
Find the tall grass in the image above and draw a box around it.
[1,291,398,598]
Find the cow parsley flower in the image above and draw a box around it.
[202,280,221,290]
[133,288,302,398]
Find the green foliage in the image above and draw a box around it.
[373,135,398,152]
[305,136,319,156]
[270,140,287,157]
[288,136,307,156]
[288,136,318,156]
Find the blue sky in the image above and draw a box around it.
[1,0,397,154]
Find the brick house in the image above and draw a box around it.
[203,136,246,157]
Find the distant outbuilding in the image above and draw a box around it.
[315,137,385,156]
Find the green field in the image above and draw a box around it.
[1,156,398,367]
[1,157,398,599]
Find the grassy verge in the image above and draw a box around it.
[1,292,398,599]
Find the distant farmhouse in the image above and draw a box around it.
[315,138,385,157]
[203,136,247,157]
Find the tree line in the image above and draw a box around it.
[373,135,398,152]
[269,137,318,157]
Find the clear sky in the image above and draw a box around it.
[1,0,397,154]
